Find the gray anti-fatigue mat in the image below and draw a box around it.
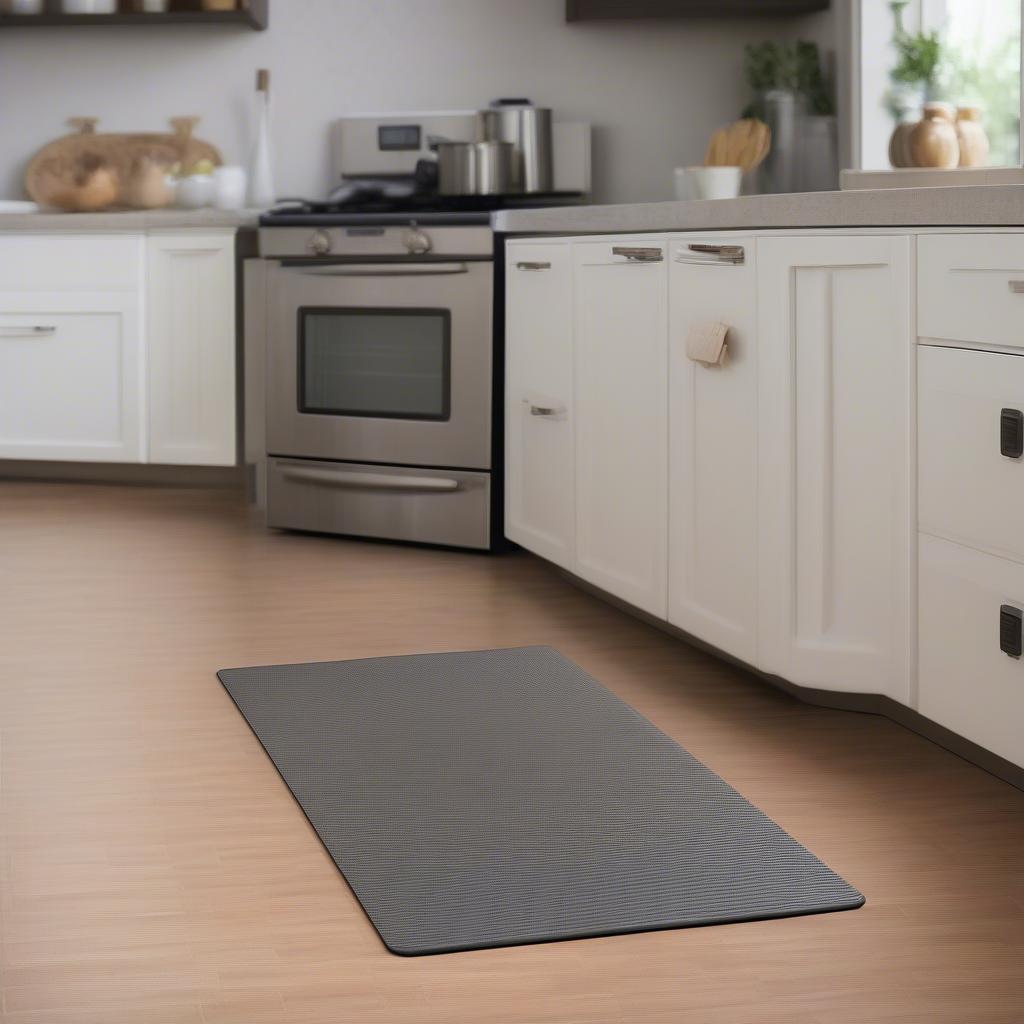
[217,646,864,955]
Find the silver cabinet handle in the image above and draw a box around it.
[675,243,745,265]
[516,261,552,271]
[281,467,460,492]
[284,262,468,277]
[0,325,56,336]
[611,246,663,262]
[1008,280,1024,293]
[526,400,566,417]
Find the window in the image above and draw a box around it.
[856,0,1022,169]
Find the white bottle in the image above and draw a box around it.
[248,68,275,209]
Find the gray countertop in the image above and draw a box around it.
[493,183,1024,235]
[0,208,260,232]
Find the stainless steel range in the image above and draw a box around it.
[244,109,590,550]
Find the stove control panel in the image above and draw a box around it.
[260,225,493,260]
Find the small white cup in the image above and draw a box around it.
[213,165,247,210]
[674,166,743,201]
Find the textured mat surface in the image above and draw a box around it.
[218,646,864,955]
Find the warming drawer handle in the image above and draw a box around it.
[280,466,461,492]
[282,262,470,277]
[674,243,745,265]
[516,261,552,271]
[611,246,664,263]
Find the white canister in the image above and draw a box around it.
[212,165,247,210]
[6,0,45,14]
[62,0,118,12]
[673,166,742,201]
[176,174,215,209]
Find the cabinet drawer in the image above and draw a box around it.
[919,533,1024,767]
[918,233,1024,348]
[919,345,1024,561]
[0,293,142,462]
[0,234,141,292]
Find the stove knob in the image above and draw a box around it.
[308,230,332,256]
[404,227,432,256]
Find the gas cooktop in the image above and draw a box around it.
[260,191,585,228]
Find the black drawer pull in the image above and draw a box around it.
[999,604,1022,658]
[1000,408,1023,458]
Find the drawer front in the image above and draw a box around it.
[919,345,1024,562]
[0,234,141,292]
[0,295,142,462]
[919,533,1024,767]
[918,233,1024,348]
[267,458,491,550]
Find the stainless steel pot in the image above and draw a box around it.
[436,140,513,196]
[476,101,552,193]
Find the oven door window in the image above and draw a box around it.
[298,306,451,420]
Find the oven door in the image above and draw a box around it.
[266,258,492,470]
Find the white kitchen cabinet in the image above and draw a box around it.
[667,236,758,664]
[0,230,237,467]
[0,291,143,462]
[504,241,575,569]
[572,239,668,617]
[756,235,914,702]
[919,533,1024,767]
[919,344,1024,563]
[146,234,236,466]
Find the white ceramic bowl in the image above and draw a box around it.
[674,166,743,201]
[176,174,215,209]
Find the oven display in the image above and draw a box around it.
[378,124,422,151]
[298,307,451,421]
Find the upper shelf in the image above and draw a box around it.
[566,0,828,18]
[0,0,266,30]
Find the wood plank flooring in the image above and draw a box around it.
[0,482,1022,1024]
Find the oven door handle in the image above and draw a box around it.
[281,261,470,277]
[281,466,461,492]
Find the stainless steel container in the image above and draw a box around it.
[473,141,513,194]
[476,102,552,193]
[436,142,476,196]
[436,140,513,195]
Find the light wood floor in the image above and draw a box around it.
[1,482,1022,1024]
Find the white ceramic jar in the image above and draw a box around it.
[212,166,247,210]
[176,174,215,209]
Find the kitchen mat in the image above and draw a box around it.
[217,646,863,955]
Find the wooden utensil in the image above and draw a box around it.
[704,119,771,173]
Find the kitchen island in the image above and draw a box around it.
[494,182,1024,233]
[501,186,1024,789]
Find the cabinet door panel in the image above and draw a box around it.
[147,234,236,466]
[0,291,142,462]
[573,240,668,617]
[757,235,913,702]
[504,242,575,567]
[667,236,757,663]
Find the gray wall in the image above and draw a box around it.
[0,0,835,205]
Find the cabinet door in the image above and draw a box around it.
[573,239,668,617]
[146,234,236,466]
[757,235,913,702]
[667,237,758,664]
[0,291,142,462]
[505,242,575,568]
